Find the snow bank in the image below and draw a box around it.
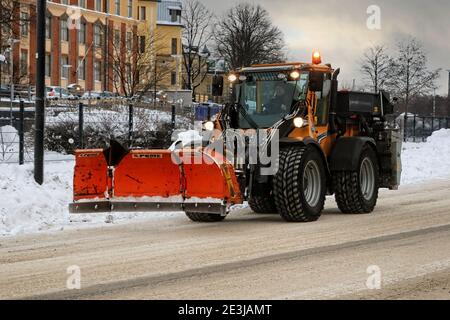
[0,161,180,236]
[401,129,450,184]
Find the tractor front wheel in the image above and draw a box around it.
[185,212,227,223]
[248,195,277,214]
[273,146,327,222]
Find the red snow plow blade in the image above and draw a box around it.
[69,145,243,215]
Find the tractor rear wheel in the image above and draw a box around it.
[248,195,277,214]
[332,145,379,214]
[185,212,227,223]
[273,146,327,222]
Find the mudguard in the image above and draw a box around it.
[329,137,376,171]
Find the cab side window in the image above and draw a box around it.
[315,77,331,126]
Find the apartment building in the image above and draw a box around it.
[0,0,182,94]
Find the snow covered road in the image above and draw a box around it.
[1,179,450,299]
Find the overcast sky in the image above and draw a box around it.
[201,0,450,95]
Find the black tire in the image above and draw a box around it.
[273,146,327,222]
[248,195,277,214]
[332,145,379,214]
[185,212,227,223]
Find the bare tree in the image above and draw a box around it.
[182,0,213,100]
[214,3,285,69]
[108,30,170,98]
[389,38,441,116]
[360,45,392,93]
[1,0,32,84]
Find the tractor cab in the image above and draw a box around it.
[218,54,336,137]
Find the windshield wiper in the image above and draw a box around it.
[236,103,259,129]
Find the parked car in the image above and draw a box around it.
[0,84,21,100]
[67,84,84,97]
[82,91,116,100]
[0,85,11,98]
[46,86,75,100]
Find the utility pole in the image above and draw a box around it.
[447,70,450,99]
[8,39,20,126]
[446,70,450,118]
[34,0,46,185]
[432,89,436,117]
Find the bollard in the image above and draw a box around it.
[128,104,134,145]
[19,100,24,165]
[78,102,84,149]
[171,104,176,131]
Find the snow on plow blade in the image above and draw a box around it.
[69,146,243,215]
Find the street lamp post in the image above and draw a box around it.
[0,53,5,87]
[61,64,72,98]
[8,39,20,125]
[171,54,182,107]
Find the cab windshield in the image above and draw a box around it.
[237,72,309,128]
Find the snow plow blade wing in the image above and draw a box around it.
[69,147,243,215]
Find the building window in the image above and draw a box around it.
[114,29,121,48]
[95,0,102,11]
[171,38,177,55]
[115,0,120,15]
[139,36,145,53]
[79,22,86,44]
[20,50,28,76]
[171,72,177,86]
[126,31,132,50]
[45,16,51,39]
[128,0,133,18]
[94,61,102,81]
[61,18,69,41]
[78,0,86,8]
[21,12,29,36]
[169,9,181,23]
[61,0,68,4]
[139,6,146,21]
[61,55,69,79]
[94,24,102,46]
[78,58,85,80]
[45,54,51,77]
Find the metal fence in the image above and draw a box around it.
[0,99,195,165]
[403,114,450,142]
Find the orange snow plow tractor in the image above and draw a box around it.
[70,52,402,223]
[70,143,243,217]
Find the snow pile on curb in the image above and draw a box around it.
[0,162,73,235]
[401,129,450,184]
[0,125,19,155]
[0,161,179,236]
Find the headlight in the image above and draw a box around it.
[293,117,306,128]
[204,121,215,131]
[290,71,300,80]
[228,74,237,82]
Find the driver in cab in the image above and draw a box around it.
[263,83,294,115]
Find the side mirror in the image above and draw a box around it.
[308,71,324,92]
